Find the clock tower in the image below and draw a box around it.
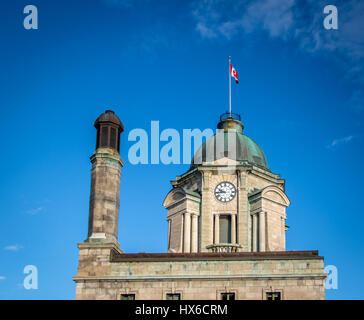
[163,113,290,253]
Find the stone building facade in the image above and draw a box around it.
[73,110,326,300]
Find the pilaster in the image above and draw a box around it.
[237,170,249,251]
[200,170,212,252]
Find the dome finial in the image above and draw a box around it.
[217,112,244,133]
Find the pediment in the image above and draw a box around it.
[261,185,290,206]
[163,187,201,209]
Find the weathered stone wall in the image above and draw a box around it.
[74,248,326,300]
[246,167,284,193]
[88,148,123,243]
[76,277,325,300]
[200,171,212,251]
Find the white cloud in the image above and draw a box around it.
[196,22,217,39]
[242,0,294,38]
[0,276,5,280]
[25,206,44,215]
[327,135,354,148]
[193,0,296,40]
[192,0,364,54]
[4,244,23,251]
[192,0,364,111]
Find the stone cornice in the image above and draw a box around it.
[172,168,199,185]
[110,250,323,262]
[73,273,326,282]
[78,242,122,253]
[90,148,124,167]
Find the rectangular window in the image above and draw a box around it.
[219,215,231,243]
[221,293,235,300]
[266,292,281,300]
[110,127,116,149]
[100,126,108,147]
[166,293,180,300]
[120,294,135,300]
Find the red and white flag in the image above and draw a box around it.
[230,64,239,84]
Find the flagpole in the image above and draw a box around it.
[229,56,231,117]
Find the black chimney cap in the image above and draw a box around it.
[94,110,124,132]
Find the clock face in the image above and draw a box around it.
[214,182,236,202]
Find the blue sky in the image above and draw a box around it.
[0,0,363,299]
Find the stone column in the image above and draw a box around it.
[184,212,191,253]
[167,219,171,250]
[191,215,198,252]
[179,213,184,253]
[87,148,123,245]
[253,213,258,252]
[214,214,220,244]
[259,211,266,252]
[231,214,236,244]
[281,216,286,251]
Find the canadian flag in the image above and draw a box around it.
[230,64,239,84]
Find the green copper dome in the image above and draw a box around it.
[191,114,269,170]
